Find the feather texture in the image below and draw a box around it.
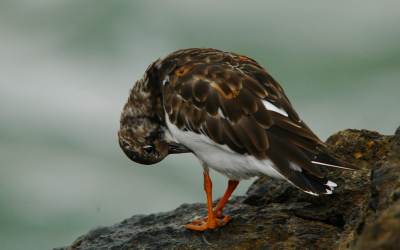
[157,48,359,194]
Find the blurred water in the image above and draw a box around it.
[1,1,399,249]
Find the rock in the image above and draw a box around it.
[353,127,400,250]
[55,127,400,250]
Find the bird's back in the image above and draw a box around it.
[157,48,358,194]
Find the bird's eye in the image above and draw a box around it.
[142,145,153,154]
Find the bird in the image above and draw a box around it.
[118,48,360,231]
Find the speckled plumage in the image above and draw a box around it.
[118,48,359,230]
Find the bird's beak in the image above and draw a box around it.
[168,141,192,154]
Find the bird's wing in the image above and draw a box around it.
[161,48,357,179]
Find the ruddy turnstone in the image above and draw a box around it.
[118,48,359,231]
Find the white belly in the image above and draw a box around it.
[165,115,285,181]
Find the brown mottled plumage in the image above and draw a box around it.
[118,48,359,231]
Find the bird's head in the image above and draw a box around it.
[118,126,165,165]
[118,120,191,165]
[118,78,192,165]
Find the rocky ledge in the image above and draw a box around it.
[56,127,400,250]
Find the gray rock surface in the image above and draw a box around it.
[56,127,400,250]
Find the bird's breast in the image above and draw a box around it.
[165,113,284,181]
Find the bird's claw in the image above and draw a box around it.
[185,215,231,231]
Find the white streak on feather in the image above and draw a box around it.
[303,190,319,196]
[162,75,169,86]
[311,161,353,170]
[218,108,225,119]
[162,126,176,142]
[235,67,245,74]
[326,180,337,187]
[289,161,302,172]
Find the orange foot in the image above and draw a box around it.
[186,215,231,231]
[185,172,239,231]
[186,207,231,231]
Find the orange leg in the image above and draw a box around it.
[186,171,239,231]
[213,179,239,217]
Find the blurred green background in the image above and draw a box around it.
[1,1,399,249]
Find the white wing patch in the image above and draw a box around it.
[262,100,288,117]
